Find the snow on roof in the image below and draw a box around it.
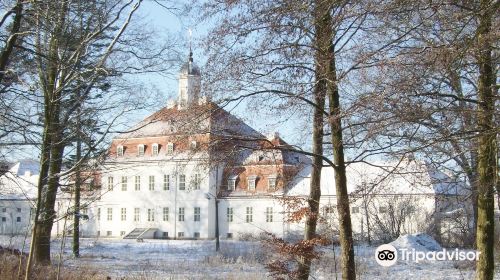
[286,160,468,196]
[0,160,40,200]
[116,102,263,140]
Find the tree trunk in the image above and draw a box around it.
[296,3,327,277]
[0,0,23,84]
[34,122,64,264]
[326,21,356,280]
[73,134,82,257]
[474,0,497,279]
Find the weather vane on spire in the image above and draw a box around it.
[188,28,193,62]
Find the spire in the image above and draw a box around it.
[188,28,193,63]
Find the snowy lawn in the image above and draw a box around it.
[1,235,499,279]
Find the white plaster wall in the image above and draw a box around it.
[94,159,215,239]
[0,200,34,235]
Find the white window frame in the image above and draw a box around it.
[227,207,233,222]
[107,177,114,191]
[134,208,140,222]
[147,208,155,221]
[247,175,257,191]
[163,207,169,221]
[149,175,155,191]
[227,175,237,191]
[266,207,273,222]
[117,145,124,156]
[190,141,197,150]
[246,207,253,223]
[194,207,201,222]
[121,176,127,191]
[178,207,185,221]
[121,208,126,221]
[135,175,140,191]
[163,175,170,190]
[179,174,186,190]
[152,143,159,156]
[137,144,145,157]
[268,175,277,190]
[193,174,201,190]
[167,142,174,154]
[107,208,113,221]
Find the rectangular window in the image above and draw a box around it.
[268,178,276,190]
[248,178,256,191]
[147,209,155,221]
[227,179,236,191]
[97,208,101,221]
[135,176,140,191]
[117,146,124,156]
[266,207,273,222]
[17,208,21,213]
[193,174,201,190]
[16,217,21,222]
[194,207,201,222]
[227,207,233,222]
[138,145,145,156]
[246,207,253,223]
[97,231,100,237]
[162,232,168,238]
[163,207,169,221]
[107,208,113,221]
[121,176,127,191]
[120,231,126,236]
[379,206,387,213]
[107,177,114,191]
[179,175,186,190]
[1,217,6,222]
[351,207,359,214]
[194,232,200,239]
[167,143,174,154]
[152,144,159,156]
[149,175,155,191]
[82,208,88,215]
[227,233,233,239]
[163,175,170,190]
[190,141,197,150]
[178,207,185,221]
[121,208,126,221]
[134,208,140,222]
[2,208,5,212]
[177,232,184,238]
[106,231,112,236]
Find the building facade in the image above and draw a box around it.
[0,53,475,243]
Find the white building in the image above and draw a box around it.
[0,160,38,235]
[0,53,472,244]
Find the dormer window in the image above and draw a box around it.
[268,175,277,190]
[190,141,197,150]
[247,175,257,191]
[117,146,124,157]
[152,143,159,156]
[137,144,145,156]
[167,142,174,154]
[227,175,238,191]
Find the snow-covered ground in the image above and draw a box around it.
[1,234,499,279]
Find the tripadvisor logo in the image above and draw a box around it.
[375,244,481,267]
[375,244,398,267]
